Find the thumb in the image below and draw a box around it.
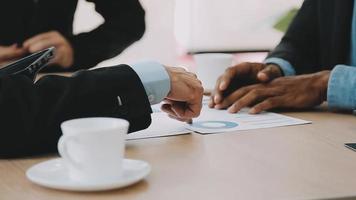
[257,65,282,82]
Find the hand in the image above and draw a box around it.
[209,62,282,109]
[161,67,204,122]
[0,44,27,67]
[23,31,74,68]
[213,71,330,114]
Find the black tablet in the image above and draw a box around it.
[0,47,55,81]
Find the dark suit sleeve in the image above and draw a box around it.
[0,65,152,158]
[67,0,145,70]
[267,0,319,74]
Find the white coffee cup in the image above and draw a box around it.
[58,117,129,182]
[194,53,234,92]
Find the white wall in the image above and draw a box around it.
[73,0,303,68]
[175,0,303,52]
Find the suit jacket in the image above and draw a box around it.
[0,0,145,71]
[0,65,152,158]
[267,0,354,74]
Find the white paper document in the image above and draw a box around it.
[127,99,311,139]
[126,106,190,140]
[187,107,311,134]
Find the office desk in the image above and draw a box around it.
[1,108,356,200]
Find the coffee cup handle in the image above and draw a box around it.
[57,135,82,170]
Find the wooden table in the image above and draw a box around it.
[1,108,356,200]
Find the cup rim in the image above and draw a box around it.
[60,117,129,136]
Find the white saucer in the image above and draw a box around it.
[26,158,151,192]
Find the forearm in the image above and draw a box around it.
[68,0,145,69]
[69,25,144,69]
[0,66,152,158]
[266,0,318,74]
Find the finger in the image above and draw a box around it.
[214,85,254,109]
[218,66,239,91]
[162,103,190,119]
[257,64,282,82]
[249,96,284,114]
[161,104,176,116]
[0,44,16,50]
[170,91,203,118]
[168,114,191,123]
[176,82,203,118]
[227,89,262,113]
[188,87,204,118]
[0,45,27,61]
[171,102,200,119]
[162,104,192,122]
[208,97,215,108]
[163,99,175,105]
[227,88,278,113]
[218,62,263,91]
[23,32,56,49]
[209,77,224,107]
[187,71,198,78]
[185,101,202,118]
[26,37,61,53]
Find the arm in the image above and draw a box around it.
[327,65,356,110]
[0,65,152,158]
[68,0,145,69]
[210,64,356,114]
[210,1,320,108]
[0,62,203,158]
[131,61,204,122]
[266,0,319,75]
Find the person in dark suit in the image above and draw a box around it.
[209,0,356,114]
[0,61,203,158]
[0,0,145,71]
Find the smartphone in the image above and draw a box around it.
[345,143,356,152]
[0,47,55,81]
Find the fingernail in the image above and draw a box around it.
[220,81,227,90]
[257,72,267,81]
[228,105,235,112]
[228,104,240,113]
[228,107,235,113]
[249,108,257,114]
[214,95,221,103]
[208,101,214,108]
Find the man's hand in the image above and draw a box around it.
[23,31,74,68]
[213,71,330,114]
[209,62,282,109]
[161,67,204,122]
[0,44,27,67]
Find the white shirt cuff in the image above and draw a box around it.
[129,61,171,105]
[264,57,296,76]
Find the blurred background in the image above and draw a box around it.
[73,0,303,69]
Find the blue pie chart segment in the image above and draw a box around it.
[192,121,238,129]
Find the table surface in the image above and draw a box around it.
[1,107,356,200]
